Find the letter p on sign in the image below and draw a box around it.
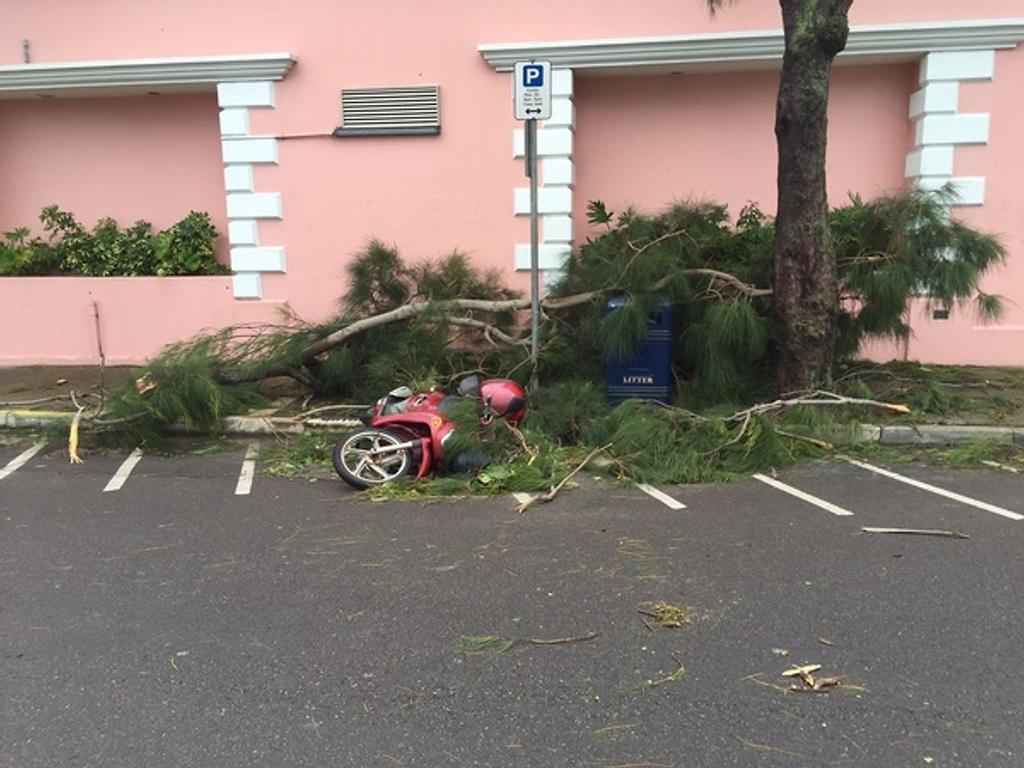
[522,65,544,87]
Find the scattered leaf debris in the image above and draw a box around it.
[459,635,516,657]
[782,663,822,678]
[637,601,689,629]
[782,662,856,692]
[631,657,686,693]
[458,632,598,657]
[817,636,836,647]
[745,662,865,695]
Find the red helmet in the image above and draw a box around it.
[479,379,527,424]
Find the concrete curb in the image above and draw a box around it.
[1,409,1022,444]
[0,410,359,435]
[875,424,1022,446]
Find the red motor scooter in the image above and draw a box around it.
[331,376,526,489]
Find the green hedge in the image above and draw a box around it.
[0,206,228,277]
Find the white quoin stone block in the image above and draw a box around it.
[230,246,286,272]
[544,97,576,128]
[219,108,251,136]
[551,68,573,97]
[915,113,989,146]
[909,83,959,119]
[919,50,995,84]
[905,146,955,179]
[226,192,283,219]
[232,273,263,299]
[218,81,276,108]
[513,127,574,158]
[223,165,254,192]
[543,215,574,243]
[514,186,573,215]
[222,137,279,164]
[542,157,575,186]
[228,220,260,245]
[514,243,571,271]
[918,176,986,206]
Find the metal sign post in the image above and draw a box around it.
[513,61,552,388]
[524,118,540,388]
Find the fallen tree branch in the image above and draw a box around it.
[303,293,602,360]
[446,316,529,347]
[774,429,835,449]
[726,390,910,423]
[516,443,611,514]
[302,266,769,361]
[682,268,774,298]
[504,422,539,465]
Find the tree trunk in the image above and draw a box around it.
[772,0,853,392]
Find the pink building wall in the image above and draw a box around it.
[573,64,917,231]
[0,0,1022,365]
[0,94,227,257]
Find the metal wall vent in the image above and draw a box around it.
[334,85,440,136]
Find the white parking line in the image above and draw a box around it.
[844,458,1024,522]
[103,448,144,492]
[636,483,687,510]
[753,473,853,516]
[234,443,259,496]
[0,441,46,480]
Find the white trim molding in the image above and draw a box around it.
[0,53,295,97]
[512,68,575,288]
[905,50,995,208]
[218,80,289,298]
[479,19,1024,72]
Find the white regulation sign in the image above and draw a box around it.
[514,61,552,121]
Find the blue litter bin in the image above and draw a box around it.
[605,297,674,404]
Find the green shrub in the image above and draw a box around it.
[0,206,226,277]
[0,227,61,275]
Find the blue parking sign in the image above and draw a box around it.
[522,65,545,87]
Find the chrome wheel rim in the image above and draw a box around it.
[341,431,409,485]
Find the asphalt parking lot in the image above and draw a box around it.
[2,437,1023,767]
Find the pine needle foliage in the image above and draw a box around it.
[525,381,611,444]
[546,189,1003,403]
[104,240,529,433]
[582,400,810,484]
[103,334,266,442]
[832,185,1005,358]
[544,200,774,402]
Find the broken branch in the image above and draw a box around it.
[860,526,970,539]
[515,444,611,513]
[302,266,770,363]
[526,632,599,645]
[446,316,528,348]
[726,390,910,422]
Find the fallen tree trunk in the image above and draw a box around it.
[302,270,769,362]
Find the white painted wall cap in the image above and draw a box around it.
[0,53,296,98]
[479,19,1024,71]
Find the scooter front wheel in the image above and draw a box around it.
[333,429,413,489]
